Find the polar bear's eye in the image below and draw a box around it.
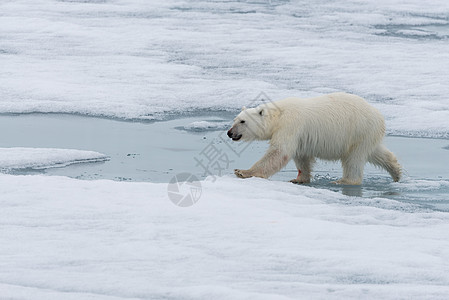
[240,120,245,124]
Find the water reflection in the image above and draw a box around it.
[0,114,447,211]
[342,185,363,197]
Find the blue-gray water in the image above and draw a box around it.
[0,114,448,211]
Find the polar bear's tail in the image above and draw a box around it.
[368,144,402,182]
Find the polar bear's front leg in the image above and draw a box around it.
[234,169,254,178]
[234,147,290,179]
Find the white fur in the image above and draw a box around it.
[228,92,401,185]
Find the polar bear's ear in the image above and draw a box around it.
[259,109,264,116]
[241,106,246,111]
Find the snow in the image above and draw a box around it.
[1,174,449,299]
[0,147,108,170]
[1,1,449,298]
[1,0,449,137]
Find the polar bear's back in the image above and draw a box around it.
[273,92,385,160]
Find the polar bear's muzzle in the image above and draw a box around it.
[227,128,242,141]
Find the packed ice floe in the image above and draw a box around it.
[1,0,449,138]
[181,120,230,132]
[0,147,109,171]
[1,175,449,299]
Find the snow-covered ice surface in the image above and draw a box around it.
[1,174,449,300]
[1,0,449,298]
[1,0,449,138]
[0,147,108,171]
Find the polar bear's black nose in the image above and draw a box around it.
[227,129,233,138]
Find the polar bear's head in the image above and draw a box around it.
[227,104,279,142]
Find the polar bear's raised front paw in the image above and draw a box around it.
[234,169,253,179]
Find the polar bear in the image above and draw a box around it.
[227,92,401,185]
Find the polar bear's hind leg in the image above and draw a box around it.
[368,144,402,182]
[336,155,366,185]
[333,141,371,185]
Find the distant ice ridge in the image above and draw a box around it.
[1,0,449,138]
[0,147,109,171]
